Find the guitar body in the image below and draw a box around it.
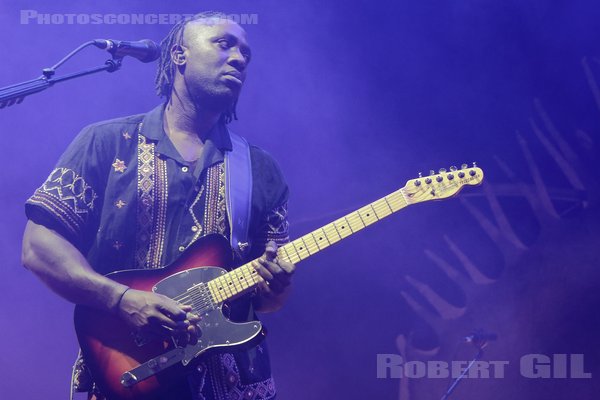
[74,235,264,400]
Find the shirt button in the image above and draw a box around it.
[191,226,199,232]
[181,166,189,173]
[178,246,185,252]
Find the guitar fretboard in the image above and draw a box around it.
[278,189,409,264]
[207,189,409,304]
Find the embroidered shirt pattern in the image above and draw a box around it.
[135,131,169,269]
[27,167,98,236]
[192,353,276,400]
[254,202,290,249]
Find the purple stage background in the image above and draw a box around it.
[1,1,599,399]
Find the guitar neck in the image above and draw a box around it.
[279,188,409,263]
[207,188,410,304]
[206,165,483,305]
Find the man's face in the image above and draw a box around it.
[177,19,251,107]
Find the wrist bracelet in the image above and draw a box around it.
[114,287,131,313]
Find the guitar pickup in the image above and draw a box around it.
[131,329,173,347]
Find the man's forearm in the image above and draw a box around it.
[21,220,128,312]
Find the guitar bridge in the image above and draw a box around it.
[120,347,186,387]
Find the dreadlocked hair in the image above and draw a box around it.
[155,11,238,124]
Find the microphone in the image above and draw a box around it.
[464,331,498,343]
[93,39,160,63]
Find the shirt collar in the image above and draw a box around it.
[140,104,233,161]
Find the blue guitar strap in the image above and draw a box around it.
[224,130,253,259]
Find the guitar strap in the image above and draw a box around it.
[224,130,253,259]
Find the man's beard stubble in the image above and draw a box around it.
[186,76,239,115]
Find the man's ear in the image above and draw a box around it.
[171,44,187,65]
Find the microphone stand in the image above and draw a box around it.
[440,341,487,400]
[0,40,122,109]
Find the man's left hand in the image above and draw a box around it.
[252,240,295,302]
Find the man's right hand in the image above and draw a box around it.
[117,289,200,346]
[22,221,201,346]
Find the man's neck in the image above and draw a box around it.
[163,95,224,162]
[164,95,222,140]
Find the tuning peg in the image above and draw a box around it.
[438,168,446,173]
[458,171,465,178]
[418,172,423,178]
[449,166,457,171]
[461,163,468,169]
[429,170,435,176]
[472,161,477,167]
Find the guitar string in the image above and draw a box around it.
[158,190,409,312]
[178,275,259,308]
[143,181,468,335]
[162,277,254,315]
[168,265,260,305]
[141,181,466,342]
[282,195,406,262]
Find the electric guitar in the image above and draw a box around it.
[74,165,484,399]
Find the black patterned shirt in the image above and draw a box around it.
[25,104,289,399]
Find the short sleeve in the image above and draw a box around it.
[249,146,290,255]
[254,202,290,248]
[25,124,110,248]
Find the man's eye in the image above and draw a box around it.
[218,39,232,49]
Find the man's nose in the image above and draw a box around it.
[228,48,248,71]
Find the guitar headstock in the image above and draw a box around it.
[401,164,484,204]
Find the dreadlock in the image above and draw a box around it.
[155,11,238,124]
